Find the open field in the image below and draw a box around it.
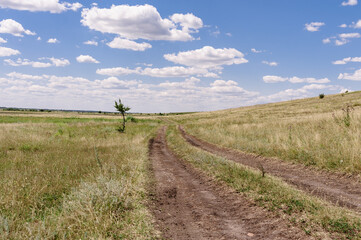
[170,91,361,175]
[1,92,361,239]
[0,116,160,239]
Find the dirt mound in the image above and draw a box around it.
[149,126,311,239]
[179,125,361,213]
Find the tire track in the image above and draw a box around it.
[179,125,361,213]
[149,126,311,240]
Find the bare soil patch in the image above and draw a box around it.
[179,126,361,213]
[149,126,311,239]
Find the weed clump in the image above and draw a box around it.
[319,93,325,99]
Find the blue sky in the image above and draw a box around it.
[0,0,360,112]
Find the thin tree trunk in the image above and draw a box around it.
[122,112,126,131]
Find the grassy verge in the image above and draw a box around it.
[0,119,160,239]
[169,91,361,174]
[167,125,361,239]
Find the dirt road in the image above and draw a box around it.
[179,126,361,213]
[149,126,311,240]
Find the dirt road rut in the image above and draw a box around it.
[149,126,311,240]
[179,125,361,213]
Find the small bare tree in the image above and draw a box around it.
[114,99,130,132]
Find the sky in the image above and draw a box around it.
[0,0,360,113]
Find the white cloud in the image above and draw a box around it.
[81,4,202,42]
[159,77,200,89]
[332,57,361,64]
[322,38,331,44]
[96,66,217,78]
[251,48,263,53]
[0,46,20,57]
[107,37,152,51]
[262,61,278,66]
[94,77,140,89]
[0,19,35,37]
[170,13,203,33]
[47,57,69,67]
[6,72,47,80]
[0,0,82,13]
[342,0,358,6]
[164,46,248,69]
[289,77,330,84]
[305,22,325,32]
[338,68,361,81]
[323,33,360,46]
[83,40,98,46]
[209,80,259,96]
[263,75,288,83]
[226,33,232,37]
[141,66,211,78]
[96,67,140,76]
[263,75,330,84]
[4,57,69,67]
[76,55,99,63]
[339,33,360,38]
[37,36,41,41]
[350,20,361,29]
[0,37,7,44]
[339,24,347,28]
[47,38,59,43]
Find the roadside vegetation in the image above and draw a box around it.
[170,91,361,175]
[0,115,160,239]
[166,125,361,239]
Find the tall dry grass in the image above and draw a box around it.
[170,91,361,174]
[0,119,160,239]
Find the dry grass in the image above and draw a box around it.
[169,91,361,175]
[166,125,361,239]
[0,118,160,239]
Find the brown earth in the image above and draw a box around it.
[179,125,361,213]
[149,126,313,240]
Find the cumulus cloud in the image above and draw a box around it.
[338,68,361,81]
[262,61,278,66]
[170,13,203,32]
[209,80,258,96]
[0,19,35,37]
[0,0,82,13]
[81,4,203,42]
[339,24,348,28]
[94,77,140,89]
[47,38,59,43]
[6,72,47,80]
[263,75,330,84]
[4,57,70,67]
[107,37,152,51]
[0,46,20,57]
[142,66,212,78]
[96,66,218,78]
[350,20,361,28]
[342,0,358,6]
[159,77,200,89]
[76,55,99,63]
[323,33,361,46]
[0,37,7,44]
[332,57,361,64]
[305,22,325,32]
[164,46,248,69]
[263,76,288,83]
[83,40,98,46]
